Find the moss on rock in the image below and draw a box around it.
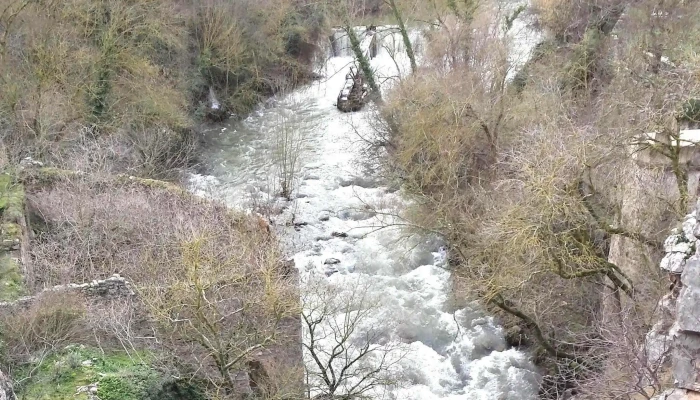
[115,175,185,195]
[0,253,24,301]
[0,173,24,223]
[0,172,26,300]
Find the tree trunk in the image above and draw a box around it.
[387,0,417,74]
[345,26,381,100]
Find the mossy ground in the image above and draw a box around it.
[0,254,24,301]
[16,346,205,400]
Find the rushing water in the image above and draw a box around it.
[190,22,540,400]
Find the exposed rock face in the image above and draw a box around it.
[650,204,700,399]
[0,370,14,400]
[675,254,700,392]
[653,389,700,400]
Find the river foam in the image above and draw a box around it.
[190,24,540,399]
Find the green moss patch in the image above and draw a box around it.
[16,346,205,400]
[0,253,23,301]
[0,173,24,223]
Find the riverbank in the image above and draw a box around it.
[0,2,325,396]
[0,165,301,398]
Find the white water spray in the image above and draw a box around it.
[190,22,541,399]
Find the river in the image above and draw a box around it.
[189,22,540,400]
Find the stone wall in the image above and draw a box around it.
[649,203,700,399]
[0,274,134,310]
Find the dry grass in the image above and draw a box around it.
[21,174,301,395]
[1,292,89,365]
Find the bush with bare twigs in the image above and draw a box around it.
[0,292,88,366]
[17,175,302,397]
[381,0,700,397]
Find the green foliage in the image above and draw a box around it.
[504,5,526,31]
[0,174,11,212]
[680,98,700,123]
[87,62,113,124]
[0,0,317,174]
[16,347,205,400]
[0,254,23,301]
[346,26,380,98]
[0,173,24,222]
[190,0,318,118]
[562,28,603,92]
[447,0,479,23]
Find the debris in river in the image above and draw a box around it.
[336,66,368,112]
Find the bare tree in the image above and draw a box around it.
[302,276,407,399]
[273,105,309,201]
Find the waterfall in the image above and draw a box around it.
[208,86,221,110]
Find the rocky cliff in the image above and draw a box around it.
[649,202,700,399]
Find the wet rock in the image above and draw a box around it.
[293,221,308,231]
[331,232,348,238]
[505,325,528,348]
[310,244,323,255]
[324,267,338,277]
[338,209,376,221]
[324,258,341,265]
[318,211,330,221]
[338,176,380,189]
